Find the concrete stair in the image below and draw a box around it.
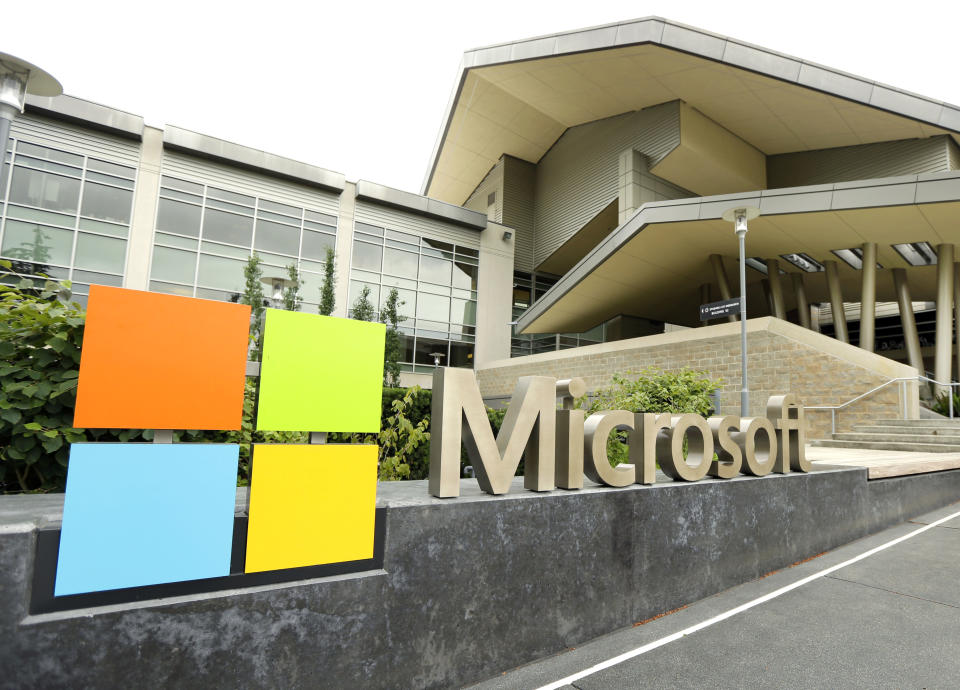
[812,419,960,453]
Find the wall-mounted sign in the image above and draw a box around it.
[699,297,741,321]
[428,369,808,498]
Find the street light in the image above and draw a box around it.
[0,52,62,154]
[721,206,760,417]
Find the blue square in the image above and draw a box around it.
[55,443,239,596]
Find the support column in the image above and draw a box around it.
[893,268,923,375]
[859,242,877,352]
[765,259,786,319]
[935,244,954,392]
[791,273,811,328]
[824,260,848,343]
[709,254,737,323]
[954,263,960,381]
[760,279,773,315]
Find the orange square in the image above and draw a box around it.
[73,286,251,430]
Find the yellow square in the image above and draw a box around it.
[244,444,378,573]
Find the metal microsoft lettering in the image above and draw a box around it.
[428,369,809,498]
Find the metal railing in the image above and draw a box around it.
[805,375,960,435]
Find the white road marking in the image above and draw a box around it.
[537,509,960,690]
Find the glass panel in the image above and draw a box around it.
[355,222,384,236]
[304,220,336,232]
[197,253,245,292]
[1,161,8,198]
[6,204,75,228]
[452,288,472,300]
[9,166,81,213]
[207,187,255,207]
[300,259,328,273]
[202,208,253,246]
[453,261,478,290]
[0,221,73,266]
[155,232,198,250]
[150,280,194,297]
[16,141,84,167]
[423,238,453,252]
[416,292,450,322]
[348,281,380,313]
[78,218,128,237]
[383,247,418,279]
[201,241,249,259]
[301,229,335,260]
[87,158,136,179]
[255,251,291,266]
[449,342,474,368]
[352,240,382,272]
[306,210,338,225]
[151,246,197,284]
[387,288,416,319]
[415,337,448,366]
[160,188,203,204]
[207,198,254,216]
[456,245,479,258]
[85,171,135,190]
[418,282,448,296]
[156,198,202,237]
[400,335,415,364]
[420,255,452,285]
[160,176,204,196]
[299,271,324,301]
[15,156,81,178]
[381,274,417,290]
[450,299,477,325]
[74,233,126,274]
[81,182,132,224]
[386,229,418,245]
[71,270,123,287]
[254,218,300,255]
[259,199,301,217]
[197,287,239,302]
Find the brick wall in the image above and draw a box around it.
[477,318,919,439]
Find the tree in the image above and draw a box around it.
[351,285,376,322]
[240,254,266,360]
[380,287,405,387]
[318,247,336,316]
[281,263,302,312]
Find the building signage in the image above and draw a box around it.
[699,297,741,321]
[428,369,808,498]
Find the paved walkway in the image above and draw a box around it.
[470,502,960,689]
[807,445,960,478]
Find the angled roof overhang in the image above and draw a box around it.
[423,17,960,205]
[515,172,960,334]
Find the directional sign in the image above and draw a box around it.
[700,297,741,321]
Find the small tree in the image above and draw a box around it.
[377,386,430,481]
[240,254,266,360]
[380,287,405,387]
[281,263,302,312]
[351,285,376,322]
[318,247,336,316]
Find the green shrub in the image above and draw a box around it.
[579,368,722,465]
[931,390,960,418]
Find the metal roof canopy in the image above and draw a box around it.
[515,172,960,334]
[423,17,960,205]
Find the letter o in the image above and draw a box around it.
[659,414,713,482]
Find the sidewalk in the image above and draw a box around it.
[470,501,960,689]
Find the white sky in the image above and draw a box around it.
[5,0,960,195]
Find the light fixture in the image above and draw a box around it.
[892,242,937,266]
[781,253,824,273]
[745,257,768,274]
[430,352,446,367]
[831,248,883,270]
[502,230,513,241]
[0,52,62,169]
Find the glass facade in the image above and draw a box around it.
[0,139,136,306]
[348,221,478,372]
[511,271,605,356]
[148,175,337,309]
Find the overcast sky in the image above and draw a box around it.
[6,1,959,195]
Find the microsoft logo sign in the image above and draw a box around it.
[54,285,385,596]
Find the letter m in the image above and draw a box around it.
[428,368,556,497]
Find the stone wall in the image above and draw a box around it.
[477,317,920,439]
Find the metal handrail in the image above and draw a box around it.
[805,375,960,435]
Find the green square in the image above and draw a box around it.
[257,310,385,432]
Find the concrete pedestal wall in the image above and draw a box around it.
[1,469,958,689]
[478,317,920,439]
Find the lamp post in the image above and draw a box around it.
[721,206,760,417]
[0,53,62,155]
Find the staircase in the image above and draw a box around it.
[812,419,960,453]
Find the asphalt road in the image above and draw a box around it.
[470,502,960,690]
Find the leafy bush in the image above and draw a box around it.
[931,390,960,418]
[579,368,722,465]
